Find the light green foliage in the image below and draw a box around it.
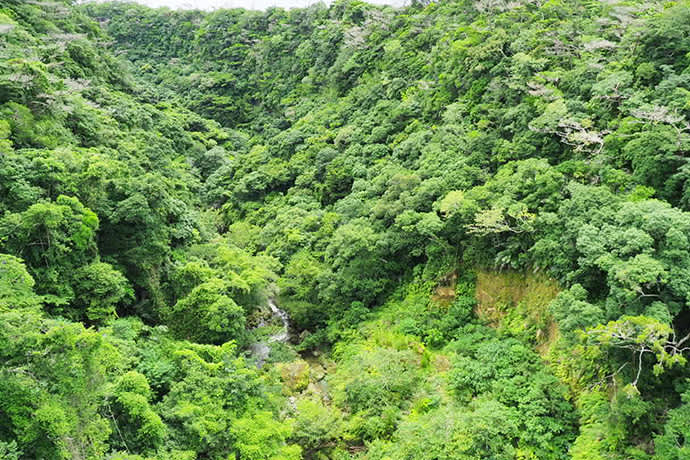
[0,254,41,310]
[549,284,604,336]
[170,260,215,301]
[569,391,622,460]
[655,386,690,460]
[0,310,112,459]
[366,401,523,460]
[165,241,278,343]
[586,316,686,387]
[0,440,21,460]
[231,411,301,460]
[108,371,165,453]
[290,397,345,455]
[73,262,133,325]
[0,195,98,306]
[448,337,576,458]
[336,347,420,414]
[278,249,326,330]
[166,278,246,344]
[158,342,262,458]
[3,0,690,458]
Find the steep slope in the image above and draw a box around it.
[3,0,690,458]
[85,1,690,458]
[0,2,298,459]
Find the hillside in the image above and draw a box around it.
[2,0,690,458]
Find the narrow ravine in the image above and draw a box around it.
[250,298,291,368]
[268,298,290,343]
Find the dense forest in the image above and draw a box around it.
[3,0,690,458]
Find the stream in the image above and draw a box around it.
[268,298,290,343]
[249,298,290,368]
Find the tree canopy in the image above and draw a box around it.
[2,0,690,458]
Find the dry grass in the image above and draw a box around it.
[431,271,458,307]
[536,318,560,357]
[475,269,560,356]
[432,354,451,372]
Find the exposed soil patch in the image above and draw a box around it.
[475,269,560,355]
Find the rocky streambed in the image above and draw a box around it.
[249,298,291,368]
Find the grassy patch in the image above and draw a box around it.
[476,269,560,352]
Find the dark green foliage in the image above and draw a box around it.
[0,254,42,310]
[2,0,690,458]
[448,337,576,457]
[107,371,165,453]
[165,277,246,344]
[0,195,99,307]
[73,261,133,325]
[655,386,690,460]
